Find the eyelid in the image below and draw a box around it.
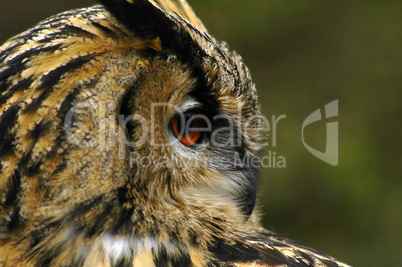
[179,100,202,112]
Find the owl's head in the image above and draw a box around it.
[0,0,264,262]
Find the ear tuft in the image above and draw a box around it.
[97,0,174,40]
[97,0,205,64]
[150,0,206,30]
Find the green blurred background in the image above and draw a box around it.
[0,0,400,266]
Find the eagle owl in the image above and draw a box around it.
[0,0,350,266]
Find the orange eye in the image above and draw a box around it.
[171,114,206,146]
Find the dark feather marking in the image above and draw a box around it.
[0,136,17,159]
[209,240,262,263]
[69,194,108,220]
[55,75,101,119]
[3,170,23,233]
[111,204,134,235]
[90,21,120,38]
[152,246,169,267]
[85,201,115,238]
[21,27,63,42]
[28,218,66,250]
[7,205,22,233]
[0,41,26,63]
[153,246,192,267]
[0,78,34,106]
[42,161,66,201]
[257,247,296,266]
[321,259,342,267]
[25,158,44,177]
[14,8,90,42]
[32,28,72,44]
[36,244,63,267]
[3,169,21,209]
[22,55,94,114]
[17,146,36,180]
[29,120,52,142]
[118,75,142,145]
[0,104,21,157]
[0,44,64,81]
[114,258,131,267]
[0,80,8,94]
[293,251,315,266]
[153,246,193,267]
[24,20,92,43]
[171,253,193,267]
[0,65,22,85]
[35,34,65,45]
[37,54,94,91]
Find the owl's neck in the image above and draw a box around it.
[84,183,249,264]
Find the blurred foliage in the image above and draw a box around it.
[1,0,401,266]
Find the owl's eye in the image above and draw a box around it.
[171,113,207,146]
